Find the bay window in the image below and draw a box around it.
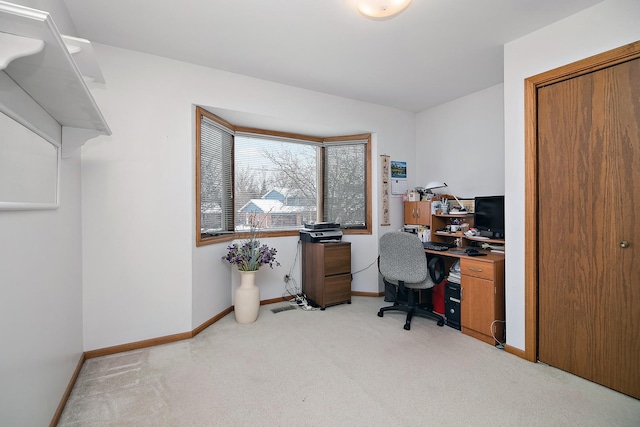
[195,107,371,245]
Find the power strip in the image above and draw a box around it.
[290,294,316,311]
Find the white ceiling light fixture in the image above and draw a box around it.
[357,0,413,19]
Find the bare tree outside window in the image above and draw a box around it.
[235,136,317,230]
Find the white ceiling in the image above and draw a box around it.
[62,0,602,112]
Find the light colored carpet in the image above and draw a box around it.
[58,297,640,426]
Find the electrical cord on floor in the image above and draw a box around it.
[282,278,318,311]
[491,319,506,349]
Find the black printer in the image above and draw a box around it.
[299,222,343,243]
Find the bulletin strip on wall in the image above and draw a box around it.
[380,154,390,226]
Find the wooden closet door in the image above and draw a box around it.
[537,58,640,398]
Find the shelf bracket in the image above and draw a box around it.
[0,32,44,71]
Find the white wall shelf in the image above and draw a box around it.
[0,2,111,150]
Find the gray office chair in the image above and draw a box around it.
[377,231,445,330]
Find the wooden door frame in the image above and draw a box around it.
[522,40,640,362]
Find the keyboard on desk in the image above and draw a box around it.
[423,242,451,251]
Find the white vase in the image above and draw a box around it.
[234,270,260,324]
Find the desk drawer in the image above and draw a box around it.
[460,258,494,280]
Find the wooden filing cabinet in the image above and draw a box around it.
[403,200,432,227]
[301,241,352,309]
[460,257,505,345]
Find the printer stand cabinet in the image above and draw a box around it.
[301,241,352,309]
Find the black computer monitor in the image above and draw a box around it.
[474,195,505,239]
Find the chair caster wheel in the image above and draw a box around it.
[437,319,444,327]
[377,311,383,317]
[404,323,411,331]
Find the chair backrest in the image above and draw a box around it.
[379,231,428,284]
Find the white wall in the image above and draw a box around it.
[83,44,416,350]
[415,83,505,199]
[0,2,86,424]
[0,151,84,425]
[504,0,640,350]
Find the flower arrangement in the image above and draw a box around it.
[222,240,280,271]
[221,215,280,271]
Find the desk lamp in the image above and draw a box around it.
[424,181,467,212]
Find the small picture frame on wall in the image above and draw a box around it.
[390,161,407,179]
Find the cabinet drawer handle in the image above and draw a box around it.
[468,267,483,272]
[412,208,416,218]
[416,208,421,217]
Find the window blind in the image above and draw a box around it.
[200,115,233,234]
[324,144,367,228]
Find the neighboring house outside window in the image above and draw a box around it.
[237,188,316,230]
